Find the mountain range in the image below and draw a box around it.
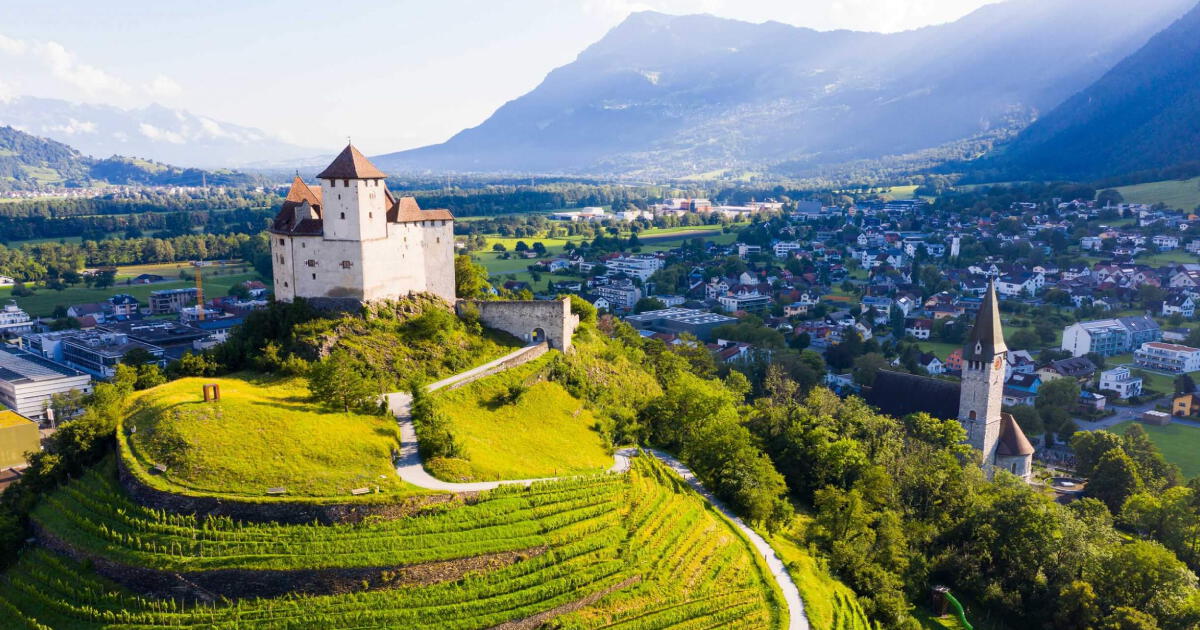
[374,0,1197,178]
[976,0,1200,181]
[0,97,321,169]
[0,125,255,191]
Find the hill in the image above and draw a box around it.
[375,0,1194,177]
[122,374,410,497]
[0,125,255,191]
[981,0,1200,181]
[0,96,322,168]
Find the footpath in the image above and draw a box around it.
[385,344,809,630]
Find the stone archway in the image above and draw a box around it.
[531,327,546,344]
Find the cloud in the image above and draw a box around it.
[35,41,130,96]
[47,118,97,135]
[0,79,14,104]
[0,33,26,55]
[138,122,185,144]
[145,75,182,99]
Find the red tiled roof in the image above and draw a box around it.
[388,196,454,223]
[317,144,386,179]
[996,412,1035,456]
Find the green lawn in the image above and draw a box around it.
[919,341,964,362]
[1113,176,1200,210]
[123,374,412,497]
[430,355,611,481]
[0,268,261,317]
[1110,420,1200,478]
[1138,249,1200,266]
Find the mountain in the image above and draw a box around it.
[0,97,322,169]
[375,0,1194,177]
[978,1,1200,181]
[0,125,255,191]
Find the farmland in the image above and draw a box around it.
[1113,176,1200,210]
[4,456,785,629]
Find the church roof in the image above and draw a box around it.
[996,412,1035,456]
[317,144,386,180]
[865,370,961,420]
[963,279,1007,362]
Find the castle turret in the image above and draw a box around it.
[316,144,389,242]
[959,280,1008,472]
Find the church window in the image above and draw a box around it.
[341,261,353,269]
[968,410,977,420]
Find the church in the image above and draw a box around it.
[867,281,1034,480]
[269,145,456,308]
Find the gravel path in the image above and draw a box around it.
[385,345,808,630]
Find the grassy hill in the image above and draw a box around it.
[7,455,785,629]
[122,374,410,497]
[1112,176,1200,210]
[429,354,613,481]
[0,125,254,191]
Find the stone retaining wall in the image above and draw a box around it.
[437,342,549,392]
[466,297,579,351]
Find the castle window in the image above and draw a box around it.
[278,238,284,245]
[301,242,305,248]
[369,212,373,219]
[340,212,345,219]
[305,259,317,267]
[312,273,316,280]
[341,260,353,269]
[283,281,288,287]
[278,255,284,264]
[968,410,977,420]
[344,179,349,187]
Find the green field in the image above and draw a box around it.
[5,455,784,629]
[1137,249,1200,266]
[1109,421,1200,478]
[0,262,260,317]
[1113,176,1200,210]
[123,374,411,497]
[430,355,612,481]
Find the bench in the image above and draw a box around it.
[350,487,371,496]
[265,487,287,496]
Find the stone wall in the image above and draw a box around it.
[467,297,579,351]
[117,455,462,525]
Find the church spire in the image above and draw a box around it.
[963,279,1007,362]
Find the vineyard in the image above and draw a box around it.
[3,455,784,629]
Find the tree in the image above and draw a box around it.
[1099,608,1159,630]
[1092,541,1197,622]
[491,243,506,252]
[454,255,492,299]
[1089,449,1144,513]
[532,241,547,255]
[634,297,667,313]
[1008,328,1040,350]
[1006,404,1044,436]
[227,283,251,300]
[134,364,166,390]
[1037,377,1080,413]
[852,353,889,387]
[514,240,529,252]
[306,350,378,413]
[1071,431,1126,477]
[173,351,218,377]
[1175,373,1196,395]
[45,389,86,427]
[1055,581,1101,630]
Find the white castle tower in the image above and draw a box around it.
[269,145,456,308]
[959,280,1033,479]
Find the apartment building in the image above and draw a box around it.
[1134,342,1200,374]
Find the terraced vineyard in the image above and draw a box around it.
[2,456,783,629]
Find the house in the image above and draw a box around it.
[945,348,964,372]
[1002,388,1038,407]
[1061,316,1161,357]
[718,291,771,313]
[1038,356,1097,384]
[594,281,642,311]
[149,288,198,315]
[1099,367,1143,399]
[108,294,140,318]
[918,353,944,375]
[1162,294,1196,318]
[0,302,34,337]
[1006,350,1036,378]
[242,280,269,298]
[1077,391,1107,413]
[1153,234,1181,250]
[905,318,933,340]
[67,303,107,323]
[1134,342,1200,373]
[1173,393,1200,417]
[1005,372,1041,394]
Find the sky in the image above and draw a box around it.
[0,0,1001,154]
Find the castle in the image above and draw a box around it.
[270,145,456,308]
[867,280,1034,479]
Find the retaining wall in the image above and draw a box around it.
[466,297,579,351]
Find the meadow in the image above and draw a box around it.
[123,374,410,497]
[1109,420,1200,478]
[431,355,612,481]
[1113,176,1200,210]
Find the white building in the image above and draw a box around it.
[270,145,455,307]
[1162,294,1195,318]
[0,302,34,337]
[1135,341,1200,373]
[1153,234,1181,250]
[605,256,664,282]
[1099,367,1143,399]
[0,346,92,423]
[773,241,803,258]
[594,281,642,311]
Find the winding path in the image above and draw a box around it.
[385,344,808,630]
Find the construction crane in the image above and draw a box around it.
[192,261,205,321]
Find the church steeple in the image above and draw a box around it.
[963,279,1007,362]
